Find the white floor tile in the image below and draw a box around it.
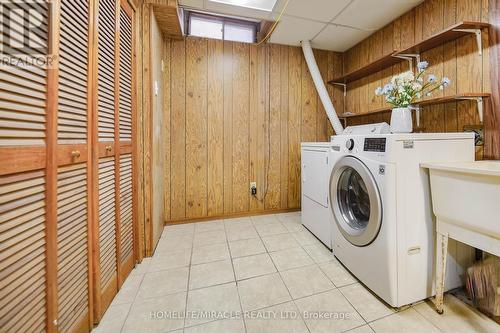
[185,282,241,327]
[184,318,246,333]
[237,273,291,311]
[302,243,335,264]
[229,238,266,258]
[339,283,394,322]
[149,248,192,272]
[92,303,131,333]
[193,230,227,247]
[269,247,314,271]
[122,292,186,333]
[369,308,440,333]
[191,243,230,265]
[233,253,277,280]
[136,267,189,301]
[280,264,335,299]
[244,301,309,333]
[295,289,366,333]
[261,233,301,252]
[226,225,259,242]
[189,259,235,290]
[112,274,143,305]
[319,259,357,287]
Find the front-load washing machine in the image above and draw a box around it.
[329,132,475,307]
[301,124,391,250]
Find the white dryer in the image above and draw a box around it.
[301,143,334,249]
[329,132,475,307]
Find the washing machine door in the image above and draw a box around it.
[330,156,382,247]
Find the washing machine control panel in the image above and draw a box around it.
[364,138,386,152]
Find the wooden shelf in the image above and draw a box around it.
[398,21,489,54]
[340,93,491,119]
[329,51,400,84]
[328,21,490,85]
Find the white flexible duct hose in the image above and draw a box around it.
[301,40,344,135]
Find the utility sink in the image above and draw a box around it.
[422,161,500,254]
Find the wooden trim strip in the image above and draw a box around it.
[129,3,140,263]
[90,0,101,323]
[86,0,97,327]
[0,146,46,175]
[46,1,61,332]
[113,0,123,288]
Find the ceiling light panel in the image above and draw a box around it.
[208,0,278,12]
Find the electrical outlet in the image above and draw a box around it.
[250,182,257,195]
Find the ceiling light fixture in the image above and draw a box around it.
[208,0,278,12]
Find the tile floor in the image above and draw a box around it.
[93,212,499,333]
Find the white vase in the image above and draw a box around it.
[390,107,413,133]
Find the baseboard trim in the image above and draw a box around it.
[164,207,301,225]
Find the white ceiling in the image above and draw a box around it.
[179,0,423,52]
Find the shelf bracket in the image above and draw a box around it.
[393,54,421,71]
[331,82,347,97]
[456,96,484,122]
[452,29,482,56]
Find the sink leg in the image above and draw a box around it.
[435,231,448,314]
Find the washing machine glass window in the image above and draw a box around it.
[338,168,370,230]
[330,156,382,247]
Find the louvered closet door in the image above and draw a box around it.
[95,0,119,316]
[56,0,92,332]
[0,2,49,332]
[117,2,135,280]
[0,172,47,332]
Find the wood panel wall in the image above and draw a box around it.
[343,0,494,160]
[161,37,343,223]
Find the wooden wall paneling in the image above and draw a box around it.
[257,44,269,211]
[331,53,344,135]
[170,39,186,220]
[301,49,317,142]
[368,31,384,112]
[358,39,371,115]
[186,37,208,218]
[287,47,302,209]
[279,45,289,209]
[142,4,153,254]
[223,41,233,214]
[249,44,268,212]
[232,42,250,213]
[164,39,172,221]
[135,0,145,261]
[150,8,165,250]
[266,44,281,210]
[249,45,261,212]
[316,50,328,141]
[484,0,500,159]
[46,1,61,331]
[207,39,224,216]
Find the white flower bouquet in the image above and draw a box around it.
[375,61,451,108]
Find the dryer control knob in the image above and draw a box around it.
[346,139,355,150]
